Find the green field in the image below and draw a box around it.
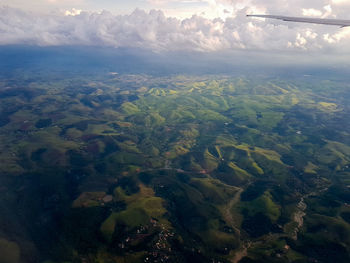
[0,73,349,263]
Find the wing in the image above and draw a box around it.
[247,14,350,27]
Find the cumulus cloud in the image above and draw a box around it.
[0,5,350,55]
[217,0,350,17]
[65,8,82,16]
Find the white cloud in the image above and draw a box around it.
[332,0,350,5]
[302,8,323,17]
[0,5,350,56]
[65,8,82,16]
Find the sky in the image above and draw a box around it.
[1,0,350,59]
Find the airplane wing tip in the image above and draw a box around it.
[247,14,350,27]
[246,14,269,18]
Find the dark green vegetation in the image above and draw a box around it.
[0,72,349,263]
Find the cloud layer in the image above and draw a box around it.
[1,4,350,55]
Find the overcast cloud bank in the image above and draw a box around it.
[1,5,350,56]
